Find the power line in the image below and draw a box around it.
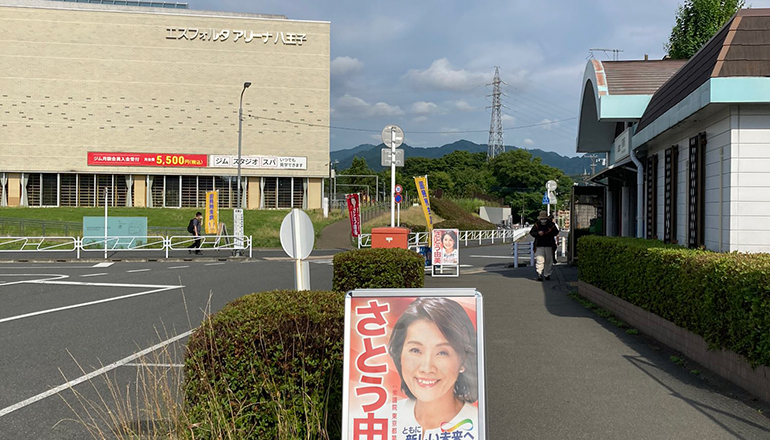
[246,113,577,134]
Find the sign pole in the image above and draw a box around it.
[104,189,108,259]
[390,128,396,227]
[291,208,310,290]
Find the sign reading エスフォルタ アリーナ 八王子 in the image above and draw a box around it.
[165,28,307,45]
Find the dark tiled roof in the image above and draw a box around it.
[638,9,770,132]
[602,60,687,95]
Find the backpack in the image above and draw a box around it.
[187,218,196,234]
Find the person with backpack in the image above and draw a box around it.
[188,212,203,254]
[530,211,559,281]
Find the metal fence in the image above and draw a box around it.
[0,235,252,259]
[0,217,187,237]
[357,227,530,249]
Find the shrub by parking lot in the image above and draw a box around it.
[332,247,425,292]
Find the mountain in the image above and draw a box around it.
[331,140,601,176]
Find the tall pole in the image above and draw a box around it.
[390,127,396,227]
[104,188,108,259]
[237,82,251,211]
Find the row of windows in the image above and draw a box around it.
[4,173,307,209]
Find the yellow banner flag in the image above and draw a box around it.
[414,175,433,231]
[205,190,219,234]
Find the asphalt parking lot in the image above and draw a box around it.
[0,257,338,439]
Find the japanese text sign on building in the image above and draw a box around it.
[343,289,487,440]
[208,155,307,170]
[87,152,207,168]
[166,28,307,45]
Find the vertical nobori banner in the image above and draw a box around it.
[343,289,486,440]
[414,176,433,237]
[205,190,219,234]
[347,193,362,237]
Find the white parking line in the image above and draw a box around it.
[0,285,182,324]
[122,363,184,368]
[204,262,225,266]
[126,269,151,273]
[468,255,514,259]
[168,266,189,270]
[80,273,108,278]
[92,262,114,268]
[0,330,193,418]
[0,274,69,287]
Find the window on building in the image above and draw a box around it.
[263,177,277,208]
[151,176,164,207]
[215,177,233,208]
[181,175,198,207]
[262,177,305,209]
[664,146,679,243]
[79,174,95,207]
[115,175,131,207]
[293,177,305,208]
[60,174,77,207]
[26,174,41,206]
[688,132,706,248]
[165,175,181,208]
[41,174,58,206]
[96,175,113,207]
[198,176,213,207]
[277,177,292,208]
[646,155,658,239]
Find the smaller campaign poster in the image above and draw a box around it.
[205,190,219,235]
[343,289,486,440]
[432,228,460,266]
[347,193,362,237]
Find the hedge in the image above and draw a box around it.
[332,248,425,292]
[183,290,344,439]
[577,236,770,367]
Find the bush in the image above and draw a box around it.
[431,198,496,230]
[578,236,770,368]
[183,290,345,439]
[332,248,425,292]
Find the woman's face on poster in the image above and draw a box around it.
[400,319,462,404]
[442,234,455,252]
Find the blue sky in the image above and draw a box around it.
[196,0,770,157]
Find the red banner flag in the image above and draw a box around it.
[346,193,361,237]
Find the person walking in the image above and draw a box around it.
[188,211,203,255]
[530,211,559,281]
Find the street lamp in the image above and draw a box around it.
[236,81,251,210]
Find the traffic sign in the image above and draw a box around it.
[542,192,550,205]
[395,184,403,193]
[279,209,315,260]
[546,180,558,191]
[381,148,405,167]
[381,124,404,147]
[395,194,403,204]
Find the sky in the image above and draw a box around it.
[195,0,770,157]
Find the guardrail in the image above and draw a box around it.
[0,235,253,259]
[357,228,529,249]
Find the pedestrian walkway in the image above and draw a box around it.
[316,218,354,250]
[426,255,770,439]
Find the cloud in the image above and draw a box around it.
[451,100,476,112]
[334,94,404,118]
[403,58,490,92]
[501,113,516,124]
[524,138,534,145]
[540,118,559,130]
[438,127,462,137]
[411,101,440,115]
[331,56,364,77]
[413,116,428,123]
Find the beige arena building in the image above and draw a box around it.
[0,0,330,209]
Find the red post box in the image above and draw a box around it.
[371,227,410,249]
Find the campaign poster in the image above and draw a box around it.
[432,229,459,266]
[347,193,362,237]
[343,289,486,440]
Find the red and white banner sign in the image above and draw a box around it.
[347,193,362,237]
[88,152,208,167]
[343,290,486,440]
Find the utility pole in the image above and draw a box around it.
[487,66,504,160]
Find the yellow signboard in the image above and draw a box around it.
[414,175,433,232]
[205,190,219,234]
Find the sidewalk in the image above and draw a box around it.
[425,259,770,439]
[316,219,355,250]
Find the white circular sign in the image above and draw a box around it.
[381,125,404,148]
[394,184,403,193]
[546,180,558,191]
[280,209,315,260]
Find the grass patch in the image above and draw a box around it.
[360,206,444,233]
[0,207,343,248]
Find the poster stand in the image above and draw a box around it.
[430,228,460,277]
[431,263,460,277]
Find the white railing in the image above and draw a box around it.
[0,236,78,252]
[357,228,529,249]
[0,235,253,259]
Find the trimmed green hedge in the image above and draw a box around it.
[184,290,344,439]
[578,236,770,367]
[332,248,425,292]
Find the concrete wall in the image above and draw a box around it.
[0,1,330,181]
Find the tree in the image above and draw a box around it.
[338,157,377,201]
[666,0,743,59]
